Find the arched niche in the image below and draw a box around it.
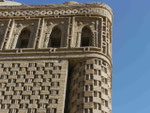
[16,28,31,48]
[81,26,93,47]
[48,26,61,48]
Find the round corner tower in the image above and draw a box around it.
[0,1,113,113]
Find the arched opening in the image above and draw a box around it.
[81,26,93,47]
[48,26,61,48]
[16,28,31,48]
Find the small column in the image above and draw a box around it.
[76,32,81,47]
[34,18,45,49]
[66,17,74,48]
[43,33,51,48]
[2,19,14,50]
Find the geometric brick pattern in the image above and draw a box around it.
[0,1,113,113]
[68,58,111,113]
[0,60,68,113]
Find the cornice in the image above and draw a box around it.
[0,3,113,22]
[0,47,112,67]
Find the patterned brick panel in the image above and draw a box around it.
[68,58,111,113]
[0,60,68,113]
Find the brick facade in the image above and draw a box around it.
[0,1,113,113]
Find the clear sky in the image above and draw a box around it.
[14,0,150,113]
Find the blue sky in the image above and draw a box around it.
[15,0,150,113]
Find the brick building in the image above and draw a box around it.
[0,1,113,113]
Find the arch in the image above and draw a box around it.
[48,26,61,48]
[16,28,31,48]
[81,26,93,47]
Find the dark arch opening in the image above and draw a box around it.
[48,26,61,48]
[16,28,31,48]
[81,26,93,47]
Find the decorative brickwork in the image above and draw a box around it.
[68,58,111,113]
[0,60,68,113]
[0,1,113,113]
